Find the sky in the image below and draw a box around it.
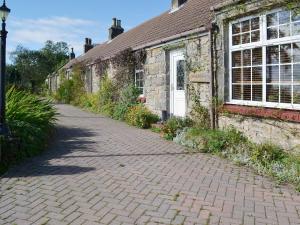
[6,0,171,61]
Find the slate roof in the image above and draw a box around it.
[64,0,224,69]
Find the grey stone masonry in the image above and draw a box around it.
[144,35,212,117]
[214,0,300,151]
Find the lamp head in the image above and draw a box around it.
[0,0,10,22]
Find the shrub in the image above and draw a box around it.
[125,104,159,129]
[251,143,286,166]
[113,84,140,121]
[55,79,74,104]
[81,94,100,112]
[174,126,300,191]
[98,76,117,116]
[1,87,56,173]
[162,117,193,140]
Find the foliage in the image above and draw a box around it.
[162,117,193,140]
[55,79,74,104]
[1,87,56,173]
[174,126,300,191]
[189,87,211,129]
[70,64,86,106]
[54,64,85,105]
[113,84,140,120]
[98,75,117,116]
[9,41,69,93]
[125,104,159,129]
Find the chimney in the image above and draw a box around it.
[171,0,187,11]
[84,38,93,53]
[69,48,75,60]
[109,18,124,40]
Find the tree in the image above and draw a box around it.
[9,41,69,93]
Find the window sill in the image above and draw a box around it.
[221,104,300,123]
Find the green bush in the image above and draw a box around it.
[53,64,85,105]
[98,76,117,116]
[162,117,193,140]
[1,87,56,173]
[113,84,140,120]
[174,126,300,191]
[251,143,286,166]
[55,79,74,104]
[125,104,159,129]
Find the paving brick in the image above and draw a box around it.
[0,104,299,225]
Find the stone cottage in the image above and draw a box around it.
[48,0,300,150]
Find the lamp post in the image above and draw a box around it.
[0,0,10,136]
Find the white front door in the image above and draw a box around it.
[170,50,186,117]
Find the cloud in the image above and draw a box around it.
[7,16,103,58]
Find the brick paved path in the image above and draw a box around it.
[1,104,300,225]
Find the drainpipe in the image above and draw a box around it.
[210,21,220,130]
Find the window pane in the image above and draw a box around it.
[253,85,263,101]
[232,68,242,83]
[280,65,292,83]
[253,67,262,83]
[243,68,251,82]
[243,85,251,100]
[294,85,300,104]
[294,64,300,83]
[280,44,292,63]
[267,12,278,27]
[243,50,251,66]
[267,27,278,40]
[232,85,242,100]
[177,60,185,90]
[242,33,250,44]
[267,85,279,102]
[292,22,300,36]
[267,66,279,83]
[232,51,242,67]
[251,30,260,42]
[232,35,241,46]
[280,85,292,103]
[279,24,291,38]
[279,11,290,24]
[242,20,250,32]
[294,43,300,63]
[252,48,262,65]
[292,11,300,22]
[232,23,241,34]
[267,46,279,64]
[251,17,260,30]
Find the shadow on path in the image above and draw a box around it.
[2,125,97,178]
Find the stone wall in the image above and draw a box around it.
[144,34,212,117]
[219,115,300,151]
[214,0,300,151]
[144,47,168,116]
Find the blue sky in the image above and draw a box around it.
[6,0,170,59]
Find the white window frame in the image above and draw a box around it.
[135,68,144,95]
[228,8,300,110]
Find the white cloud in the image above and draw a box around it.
[7,16,104,59]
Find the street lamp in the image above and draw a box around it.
[0,0,10,135]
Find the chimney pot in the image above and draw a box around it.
[70,47,76,60]
[109,18,124,40]
[171,0,187,10]
[84,37,94,53]
[117,20,121,27]
[112,18,117,27]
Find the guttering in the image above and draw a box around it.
[210,21,220,129]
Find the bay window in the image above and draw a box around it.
[229,9,300,110]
